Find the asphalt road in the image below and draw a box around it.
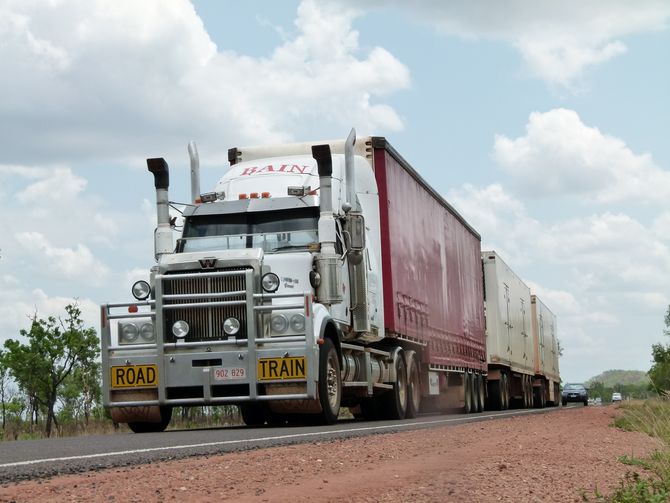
[0,407,568,483]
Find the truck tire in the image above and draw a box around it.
[475,373,485,413]
[380,351,408,420]
[464,372,473,414]
[533,382,546,409]
[317,338,341,425]
[240,403,266,426]
[128,406,172,433]
[405,351,421,419]
[501,373,509,410]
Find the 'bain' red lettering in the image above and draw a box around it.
[239,164,311,176]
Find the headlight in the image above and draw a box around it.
[223,317,240,336]
[290,314,305,332]
[172,320,189,338]
[119,323,139,344]
[131,280,151,300]
[139,322,155,342]
[270,314,289,334]
[262,273,280,293]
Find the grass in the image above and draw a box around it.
[583,399,670,502]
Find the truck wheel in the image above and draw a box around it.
[533,382,546,409]
[405,351,421,419]
[380,351,408,420]
[501,373,509,410]
[522,376,530,408]
[128,406,172,433]
[240,403,266,426]
[487,379,502,410]
[475,373,485,413]
[463,372,473,414]
[317,338,341,424]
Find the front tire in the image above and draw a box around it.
[317,338,342,424]
[128,406,172,433]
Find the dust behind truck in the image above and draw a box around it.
[101,130,557,432]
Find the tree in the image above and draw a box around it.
[3,303,99,437]
[648,305,670,395]
[0,350,8,432]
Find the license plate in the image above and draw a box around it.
[258,357,306,381]
[214,367,246,380]
[110,364,158,389]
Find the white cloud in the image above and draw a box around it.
[494,109,670,203]
[353,0,670,88]
[15,231,110,283]
[16,166,87,203]
[447,183,541,265]
[0,0,410,165]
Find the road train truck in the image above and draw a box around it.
[481,251,560,410]
[102,130,505,432]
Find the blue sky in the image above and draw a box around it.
[1,0,669,383]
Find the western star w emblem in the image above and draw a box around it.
[199,258,217,269]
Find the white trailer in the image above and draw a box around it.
[481,251,535,410]
[531,295,560,406]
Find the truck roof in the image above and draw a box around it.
[229,136,480,240]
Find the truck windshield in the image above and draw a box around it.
[179,207,319,253]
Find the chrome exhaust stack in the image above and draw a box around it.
[188,141,200,204]
[312,144,342,305]
[147,157,173,260]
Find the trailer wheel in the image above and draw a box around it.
[380,351,408,420]
[405,351,421,419]
[317,338,341,424]
[128,406,172,433]
[463,372,474,414]
[533,382,546,409]
[501,373,509,410]
[476,373,485,412]
[523,376,532,408]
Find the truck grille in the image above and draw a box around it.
[162,268,250,342]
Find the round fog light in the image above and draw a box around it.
[131,280,151,300]
[139,322,155,342]
[223,317,240,336]
[120,323,139,343]
[290,314,305,332]
[270,314,288,334]
[172,320,189,338]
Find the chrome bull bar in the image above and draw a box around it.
[101,268,317,408]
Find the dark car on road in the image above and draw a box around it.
[562,383,588,406]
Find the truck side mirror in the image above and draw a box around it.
[346,214,365,251]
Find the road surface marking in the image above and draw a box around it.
[0,408,544,469]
